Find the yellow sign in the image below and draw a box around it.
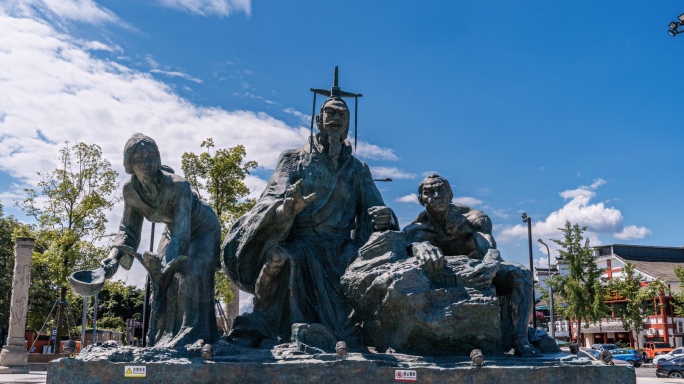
[124,365,147,378]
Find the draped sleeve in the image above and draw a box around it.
[111,180,144,270]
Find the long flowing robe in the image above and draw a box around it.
[222,140,396,341]
[113,171,221,348]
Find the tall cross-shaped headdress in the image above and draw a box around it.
[309,66,363,151]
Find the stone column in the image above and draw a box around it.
[0,238,35,374]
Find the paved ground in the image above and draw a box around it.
[636,367,684,383]
[0,372,46,384]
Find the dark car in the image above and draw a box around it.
[656,356,684,378]
[590,343,618,351]
[610,349,643,367]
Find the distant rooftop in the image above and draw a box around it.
[595,244,684,281]
[595,244,684,262]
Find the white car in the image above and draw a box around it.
[576,348,632,366]
[653,348,684,364]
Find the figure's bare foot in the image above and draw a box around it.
[513,337,541,358]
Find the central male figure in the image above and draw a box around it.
[222,95,396,343]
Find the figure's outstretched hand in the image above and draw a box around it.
[100,256,119,280]
[368,205,394,232]
[412,241,445,276]
[280,180,317,218]
[461,260,500,290]
[101,247,124,279]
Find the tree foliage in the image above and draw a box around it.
[181,138,257,234]
[671,266,684,318]
[607,261,667,349]
[547,221,608,333]
[16,141,120,340]
[181,138,257,306]
[93,280,144,326]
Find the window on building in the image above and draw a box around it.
[613,302,627,318]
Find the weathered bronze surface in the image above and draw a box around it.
[342,173,542,356]
[222,85,397,344]
[98,133,221,348]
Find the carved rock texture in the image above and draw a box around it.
[342,231,501,355]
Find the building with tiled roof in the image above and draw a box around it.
[540,244,684,349]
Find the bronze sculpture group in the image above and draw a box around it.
[71,69,547,358]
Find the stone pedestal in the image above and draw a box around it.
[46,346,637,384]
[0,238,35,374]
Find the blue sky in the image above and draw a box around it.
[1,1,684,311]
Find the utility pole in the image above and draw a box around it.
[538,239,555,340]
[522,213,536,329]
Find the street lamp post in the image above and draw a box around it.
[667,13,684,36]
[521,213,536,329]
[538,239,555,340]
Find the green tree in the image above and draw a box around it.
[607,261,667,349]
[94,280,144,325]
[547,221,608,342]
[181,138,257,311]
[671,266,684,318]
[181,138,257,234]
[17,141,120,343]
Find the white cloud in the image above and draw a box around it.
[283,108,399,162]
[158,0,251,17]
[0,13,314,188]
[369,167,416,180]
[284,107,310,125]
[234,91,279,105]
[0,10,309,291]
[482,206,510,219]
[77,39,120,52]
[614,225,652,240]
[244,174,266,199]
[535,256,549,269]
[453,196,482,207]
[1,0,120,25]
[239,291,254,314]
[396,193,419,204]
[497,179,650,249]
[355,141,399,161]
[150,69,202,83]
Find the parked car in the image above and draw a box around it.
[656,356,684,378]
[609,349,643,367]
[653,347,684,364]
[590,343,618,351]
[578,348,631,366]
[643,341,674,363]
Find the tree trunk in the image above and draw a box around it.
[53,250,69,353]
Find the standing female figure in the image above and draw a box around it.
[101,133,220,348]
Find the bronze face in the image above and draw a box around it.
[421,181,452,214]
[131,143,160,181]
[319,99,350,138]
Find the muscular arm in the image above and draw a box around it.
[102,182,143,278]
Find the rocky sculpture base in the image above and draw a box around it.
[342,231,501,355]
[47,343,635,384]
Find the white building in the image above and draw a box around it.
[536,244,684,348]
